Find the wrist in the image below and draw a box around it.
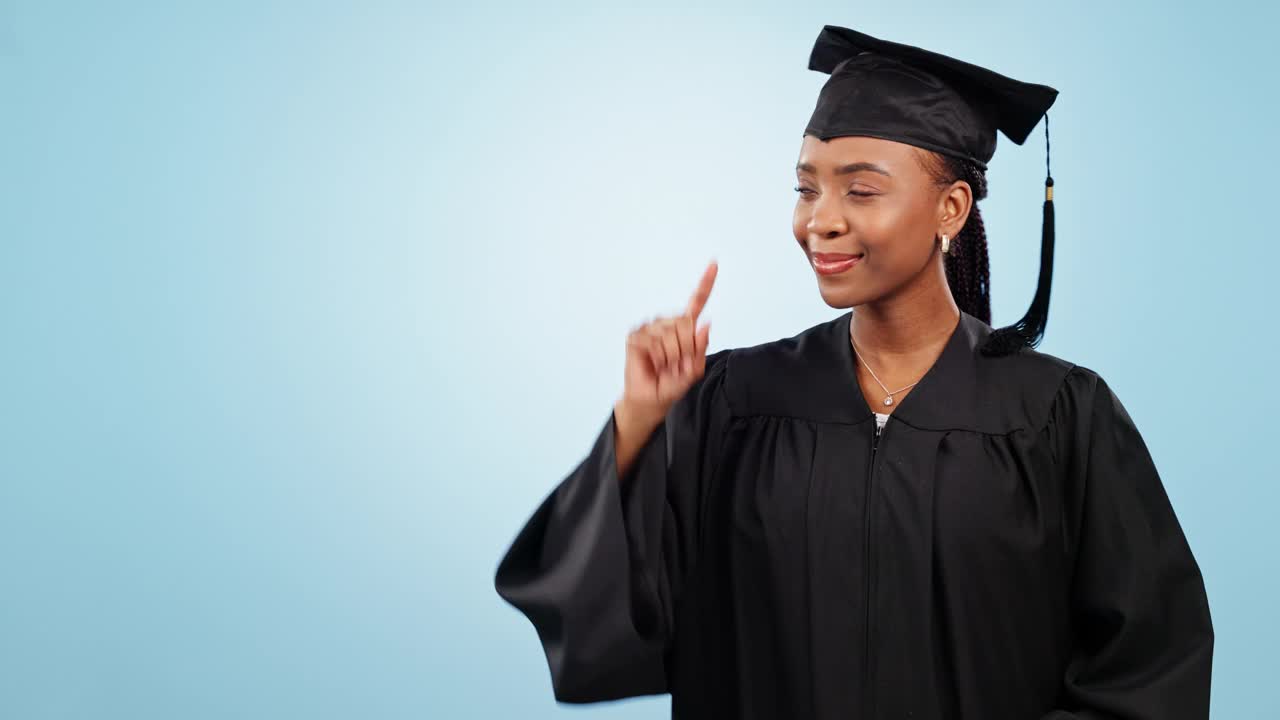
[614,397,666,433]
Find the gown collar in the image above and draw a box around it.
[831,308,995,432]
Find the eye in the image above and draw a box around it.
[793,186,816,198]
[848,190,877,198]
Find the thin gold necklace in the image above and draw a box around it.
[850,338,922,407]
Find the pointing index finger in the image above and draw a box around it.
[684,260,718,320]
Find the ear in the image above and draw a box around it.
[937,180,973,239]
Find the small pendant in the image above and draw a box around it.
[883,396,894,406]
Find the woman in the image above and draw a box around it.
[494,25,1214,720]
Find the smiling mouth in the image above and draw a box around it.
[811,253,864,275]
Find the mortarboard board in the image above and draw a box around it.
[803,24,1058,356]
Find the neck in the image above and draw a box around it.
[849,276,960,384]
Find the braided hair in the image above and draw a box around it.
[918,111,1059,358]
[918,151,992,327]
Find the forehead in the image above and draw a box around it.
[795,134,925,176]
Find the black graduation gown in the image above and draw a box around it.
[494,310,1214,719]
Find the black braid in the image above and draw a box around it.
[919,151,992,325]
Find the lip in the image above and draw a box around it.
[811,252,864,276]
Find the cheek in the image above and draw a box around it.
[848,208,898,260]
[859,201,906,235]
[865,201,932,255]
[790,198,919,256]
[792,209,813,255]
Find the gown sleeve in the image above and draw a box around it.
[493,349,734,703]
[1040,367,1215,719]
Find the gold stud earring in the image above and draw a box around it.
[940,233,951,254]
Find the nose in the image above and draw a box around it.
[806,193,847,239]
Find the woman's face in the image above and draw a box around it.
[792,134,965,309]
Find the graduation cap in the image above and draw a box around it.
[804,24,1059,355]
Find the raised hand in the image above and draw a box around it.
[619,260,717,423]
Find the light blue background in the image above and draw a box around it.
[2,1,1274,718]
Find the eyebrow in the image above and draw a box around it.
[795,161,892,177]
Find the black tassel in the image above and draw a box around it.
[980,115,1055,357]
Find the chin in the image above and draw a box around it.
[814,283,862,310]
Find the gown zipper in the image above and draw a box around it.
[864,418,884,717]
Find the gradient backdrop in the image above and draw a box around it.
[2,1,1275,718]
